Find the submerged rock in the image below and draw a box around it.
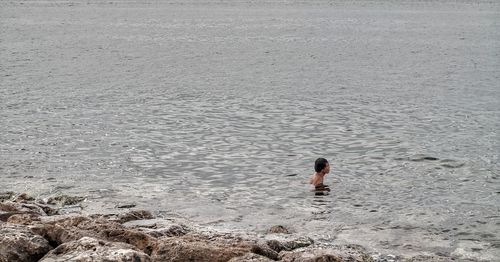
[0,222,53,262]
[268,225,291,234]
[39,236,151,262]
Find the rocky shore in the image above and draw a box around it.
[1,192,456,262]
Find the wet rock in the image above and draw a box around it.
[39,236,151,262]
[47,195,85,206]
[35,203,58,216]
[152,235,251,262]
[251,242,279,260]
[268,225,291,234]
[266,237,314,252]
[14,193,35,202]
[117,210,154,223]
[229,253,274,261]
[279,244,373,262]
[0,191,15,201]
[0,222,53,262]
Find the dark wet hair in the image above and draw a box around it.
[314,158,329,172]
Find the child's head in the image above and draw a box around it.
[314,158,330,174]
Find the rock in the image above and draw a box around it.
[30,215,156,255]
[55,205,82,215]
[279,245,373,262]
[35,203,58,216]
[7,213,41,225]
[250,242,279,260]
[0,201,47,216]
[47,195,85,206]
[117,210,154,223]
[14,193,35,203]
[39,236,151,262]
[0,201,22,212]
[123,219,190,238]
[152,235,251,262]
[268,225,291,234]
[101,227,157,255]
[266,237,314,252]
[229,253,274,261]
[0,192,15,201]
[0,222,53,262]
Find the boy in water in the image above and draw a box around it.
[309,158,331,192]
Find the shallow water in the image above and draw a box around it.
[1,0,499,260]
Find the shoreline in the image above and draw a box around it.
[1,192,467,261]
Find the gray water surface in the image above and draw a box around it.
[1,1,499,260]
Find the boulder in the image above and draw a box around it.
[152,234,251,262]
[0,222,52,262]
[39,236,151,262]
[30,215,156,254]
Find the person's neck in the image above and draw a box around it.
[316,172,326,177]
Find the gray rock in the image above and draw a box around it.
[279,244,373,262]
[229,253,274,261]
[39,236,151,262]
[151,234,251,262]
[0,222,53,262]
[0,201,47,216]
[0,192,15,201]
[117,210,154,223]
[266,236,314,252]
[123,218,189,237]
[30,215,157,255]
[251,242,279,260]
